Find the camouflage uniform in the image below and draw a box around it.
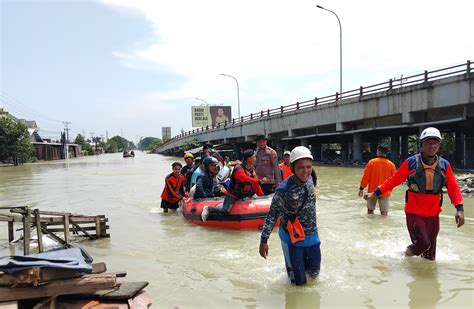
[261,176,317,240]
[260,175,320,286]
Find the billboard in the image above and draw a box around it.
[191,106,211,127]
[210,106,232,126]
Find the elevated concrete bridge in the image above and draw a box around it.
[158,61,474,169]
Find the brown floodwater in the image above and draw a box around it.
[0,152,473,308]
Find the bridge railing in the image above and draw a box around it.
[166,60,472,145]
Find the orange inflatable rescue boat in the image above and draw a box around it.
[181,195,277,230]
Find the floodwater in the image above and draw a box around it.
[0,152,473,308]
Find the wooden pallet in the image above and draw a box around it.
[0,207,110,255]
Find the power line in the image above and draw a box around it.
[0,91,64,123]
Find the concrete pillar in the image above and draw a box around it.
[401,134,409,161]
[274,139,283,159]
[353,133,362,163]
[466,135,474,170]
[301,138,309,147]
[311,140,322,161]
[341,140,349,162]
[370,140,378,158]
[455,130,465,169]
[390,133,400,166]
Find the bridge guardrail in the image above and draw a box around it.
[163,60,472,147]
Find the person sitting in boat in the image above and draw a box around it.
[201,142,224,164]
[130,150,135,157]
[194,156,221,200]
[201,149,264,222]
[185,157,201,192]
[160,162,185,213]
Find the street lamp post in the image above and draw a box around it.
[220,73,240,119]
[195,97,208,105]
[317,5,342,99]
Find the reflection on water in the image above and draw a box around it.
[406,260,441,309]
[0,153,473,308]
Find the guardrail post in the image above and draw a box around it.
[296,102,300,110]
[267,109,270,116]
[250,113,253,120]
[389,79,393,89]
[206,125,209,130]
[261,110,263,117]
[224,120,227,126]
[241,116,244,123]
[232,118,235,125]
[424,70,428,82]
[314,97,318,106]
[335,92,339,102]
[359,86,363,97]
[468,60,471,73]
[281,106,284,113]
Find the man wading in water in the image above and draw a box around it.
[365,127,464,260]
[259,146,321,285]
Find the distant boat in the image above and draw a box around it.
[123,150,135,158]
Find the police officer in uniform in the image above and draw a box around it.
[255,134,282,195]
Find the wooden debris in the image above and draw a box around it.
[0,263,107,287]
[0,207,110,255]
[0,274,119,302]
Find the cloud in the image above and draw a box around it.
[100,0,474,136]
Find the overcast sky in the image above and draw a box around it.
[1,0,473,143]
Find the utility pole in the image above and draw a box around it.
[63,121,71,143]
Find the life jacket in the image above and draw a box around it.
[407,154,447,195]
[227,164,256,198]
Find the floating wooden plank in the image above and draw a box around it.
[0,274,119,302]
[0,268,41,287]
[65,282,149,301]
[0,263,108,287]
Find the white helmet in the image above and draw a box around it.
[290,146,313,164]
[420,127,442,142]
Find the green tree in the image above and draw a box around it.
[74,134,94,155]
[108,135,129,151]
[138,137,162,151]
[0,117,34,165]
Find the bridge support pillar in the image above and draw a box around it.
[370,140,378,158]
[401,134,409,161]
[341,140,350,163]
[390,134,400,166]
[311,141,322,161]
[274,139,283,159]
[466,133,474,169]
[455,130,465,168]
[353,133,363,163]
[301,138,309,147]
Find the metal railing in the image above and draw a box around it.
[164,60,472,146]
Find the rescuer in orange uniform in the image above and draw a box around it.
[160,162,185,213]
[358,145,396,215]
[279,150,292,180]
[365,127,464,260]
